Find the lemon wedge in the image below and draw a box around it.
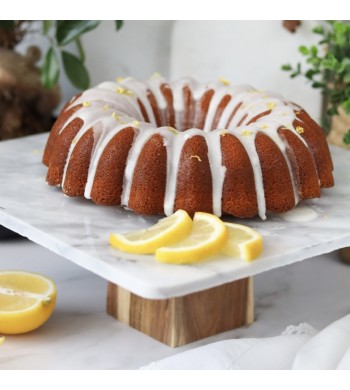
[155,212,228,264]
[0,271,57,334]
[221,223,263,262]
[109,209,193,254]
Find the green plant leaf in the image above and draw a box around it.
[56,20,100,46]
[75,38,85,62]
[343,130,350,144]
[41,48,59,89]
[322,53,338,70]
[312,26,324,35]
[305,69,319,79]
[0,20,15,31]
[333,21,348,35]
[299,46,309,55]
[281,64,292,71]
[327,106,339,116]
[344,73,350,83]
[43,20,52,34]
[115,20,123,31]
[342,99,350,114]
[62,50,90,89]
[312,81,325,88]
[310,45,318,57]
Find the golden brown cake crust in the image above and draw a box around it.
[174,135,213,216]
[90,127,135,206]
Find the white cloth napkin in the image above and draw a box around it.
[142,314,350,370]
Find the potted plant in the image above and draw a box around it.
[0,20,123,141]
[282,20,350,148]
[282,20,350,263]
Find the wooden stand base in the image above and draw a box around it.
[107,277,254,347]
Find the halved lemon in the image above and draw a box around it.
[155,212,228,264]
[0,271,57,334]
[109,209,193,254]
[221,223,263,262]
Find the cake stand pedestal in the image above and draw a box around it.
[107,278,253,347]
[1,134,350,347]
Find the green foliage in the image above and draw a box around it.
[40,48,59,89]
[115,21,124,31]
[281,21,350,143]
[344,130,350,145]
[0,20,123,90]
[62,50,90,89]
[56,21,100,46]
[0,21,15,31]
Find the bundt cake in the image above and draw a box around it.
[43,74,334,219]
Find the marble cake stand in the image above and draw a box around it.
[1,134,350,346]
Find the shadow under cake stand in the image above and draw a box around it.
[1,134,350,347]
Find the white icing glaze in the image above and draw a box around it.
[280,205,318,222]
[56,76,315,219]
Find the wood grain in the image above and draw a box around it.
[107,277,254,347]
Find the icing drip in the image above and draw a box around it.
[206,130,227,215]
[57,76,312,219]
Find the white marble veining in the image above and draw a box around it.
[0,134,350,299]
[1,239,350,369]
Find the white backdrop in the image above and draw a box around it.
[18,20,323,120]
[170,21,322,119]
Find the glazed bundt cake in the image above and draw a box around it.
[43,74,334,219]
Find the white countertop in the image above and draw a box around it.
[1,237,350,369]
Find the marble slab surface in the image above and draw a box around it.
[0,134,350,299]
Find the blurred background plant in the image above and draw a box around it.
[0,20,123,89]
[282,20,350,147]
[0,20,123,141]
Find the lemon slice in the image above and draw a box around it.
[221,223,263,262]
[155,212,228,264]
[109,209,193,254]
[0,271,57,335]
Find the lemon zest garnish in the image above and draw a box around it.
[83,101,91,107]
[116,87,134,97]
[267,102,276,110]
[32,149,43,155]
[190,155,202,162]
[132,120,140,127]
[241,129,253,137]
[124,90,134,96]
[72,138,78,145]
[167,127,178,135]
[111,112,121,121]
[260,125,269,130]
[296,126,304,134]
[116,77,124,83]
[219,77,230,86]
[220,130,228,136]
[103,104,110,111]
[295,111,301,116]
